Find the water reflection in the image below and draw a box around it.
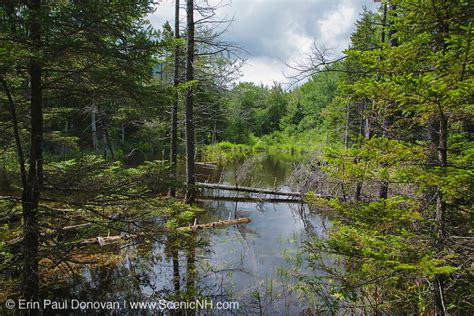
[52,153,328,315]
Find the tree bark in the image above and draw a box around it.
[170,0,180,197]
[388,4,398,47]
[91,104,99,154]
[184,0,196,203]
[1,78,27,188]
[433,114,448,316]
[427,3,450,311]
[102,119,116,161]
[61,119,68,159]
[355,99,367,201]
[344,101,350,149]
[355,181,362,201]
[380,2,387,44]
[212,117,217,144]
[22,0,43,303]
[378,2,398,200]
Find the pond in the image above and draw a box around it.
[51,153,329,315]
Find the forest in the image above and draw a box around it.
[0,0,472,315]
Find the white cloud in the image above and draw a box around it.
[318,0,358,50]
[239,57,286,87]
[148,2,175,28]
[148,0,380,86]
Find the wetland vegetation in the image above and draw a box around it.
[0,0,472,315]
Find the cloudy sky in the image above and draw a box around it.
[149,0,379,86]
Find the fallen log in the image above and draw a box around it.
[197,196,303,203]
[195,161,218,167]
[80,235,126,246]
[0,195,21,201]
[61,223,93,233]
[177,217,251,232]
[196,182,301,197]
[5,236,22,247]
[76,217,252,246]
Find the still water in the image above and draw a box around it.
[56,153,328,315]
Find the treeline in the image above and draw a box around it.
[196,1,472,311]
[290,1,472,315]
[0,2,240,165]
[208,70,339,150]
[0,0,472,314]
[0,0,238,306]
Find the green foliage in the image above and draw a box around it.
[0,0,471,313]
[161,201,201,229]
[300,1,473,314]
[202,142,252,162]
[219,82,289,143]
[304,196,464,312]
[216,70,339,149]
[282,71,339,134]
[45,155,172,196]
[0,241,13,270]
[0,150,20,176]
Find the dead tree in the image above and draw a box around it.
[184,0,196,203]
[170,0,181,197]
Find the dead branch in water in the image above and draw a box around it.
[177,217,251,232]
[80,235,126,246]
[196,182,301,197]
[77,217,252,246]
[197,196,303,203]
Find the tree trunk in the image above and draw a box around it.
[428,117,440,163]
[1,78,27,188]
[380,3,387,44]
[438,116,448,169]
[344,101,350,149]
[91,104,99,154]
[377,2,388,200]
[170,0,180,197]
[102,119,116,161]
[433,114,448,316]
[212,117,217,144]
[61,120,68,159]
[22,0,43,303]
[427,21,449,315]
[184,0,196,203]
[102,129,108,159]
[378,3,398,200]
[355,181,362,201]
[354,100,366,201]
[388,4,398,47]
